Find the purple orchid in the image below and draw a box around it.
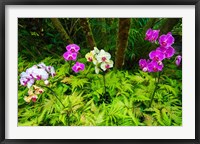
[66,44,80,53]
[72,62,85,73]
[149,50,165,61]
[63,51,77,61]
[37,62,46,69]
[145,28,160,43]
[139,59,149,72]
[175,55,182,66]
[156,46,175,59]
[148,60,164,72]
[159,32,174,48]
[31,69,49,81]
[20,77,35,88]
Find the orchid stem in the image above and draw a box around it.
[69,61,72,74]
[38,85,66,108]
[102,72,107,102]
[103,74,106,95]
[149,72,160,107]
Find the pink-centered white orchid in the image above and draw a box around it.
[96,49,111,63]
[85,47,114,74]
[100,60,114,71]
[31,69,49,80]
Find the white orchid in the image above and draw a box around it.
[26,79,35,88]
[100,60,114,71]
[96,49,111,63]
[91,47,100,55]
[85,48,113,74]
[32,68,49,80]
[37,62,46,69]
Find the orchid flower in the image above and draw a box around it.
[66,44,80,53]
[96,49,111,63]
[175,55,182,66]
[145,28,160,43]
[100,60,114,71]
[63,51,77,61]
[159,32,175,48]
[72,62,85,73]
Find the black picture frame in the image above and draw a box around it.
[0,0,199,144]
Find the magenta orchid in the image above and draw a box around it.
[142,28,180,107]
[63,51,77,61]
[72,62,85,73]
[148,60,164,72]
[66,44,80,53]
[149,50,165,61]
[139,59,149,72]
[145,28,160,43]
[63,44,85,74]
[140,29,178,73]
[159,32,175,48]
[156,46,175,59]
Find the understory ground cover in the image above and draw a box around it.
[18,18,182,126]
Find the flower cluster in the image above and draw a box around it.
[85,47,114,74]
[63,44,85,73]
[24,85,44,103]
[20,62,56,88]
[139,30,177,72]
[63,44,80,61]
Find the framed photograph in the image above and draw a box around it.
[1,0,199,144]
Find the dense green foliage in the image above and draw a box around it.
[18,18,182,126]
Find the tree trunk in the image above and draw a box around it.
[79,18,96,50]
[50,18,73,44]
[159,18,180,34]
[99,18,107,49]
[115,18,131,69]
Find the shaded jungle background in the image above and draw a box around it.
[18,18,182,70]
